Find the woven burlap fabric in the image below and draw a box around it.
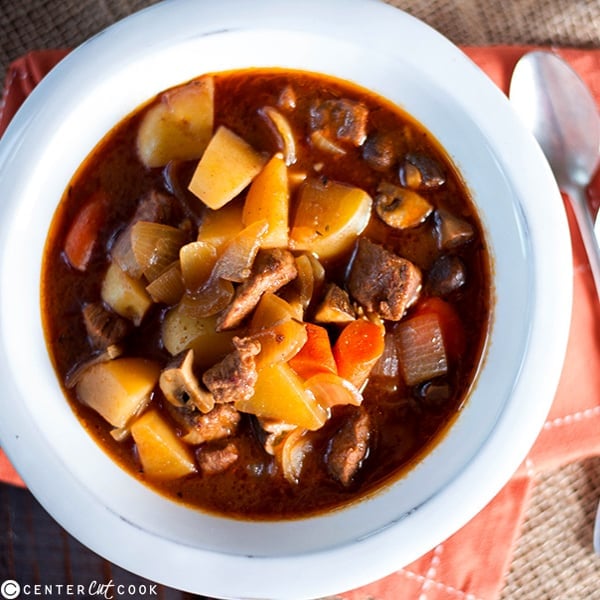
[501,458,600,600]
[1,1,600,599]
[1,0,599,84]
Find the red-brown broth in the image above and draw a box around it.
[41,69,490,519]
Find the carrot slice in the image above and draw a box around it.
[333,318,385,389]
[64,191,107,271]
[289,323,337,380]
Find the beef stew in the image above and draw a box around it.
[41,69,491,519]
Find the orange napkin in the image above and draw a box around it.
[1,46,599,600]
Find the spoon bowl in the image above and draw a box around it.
[510,50,600,297]
[510,51,600,189]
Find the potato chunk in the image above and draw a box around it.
[236,363,328,430]
[76,357,160,428]
[243,153,289,248]
[196,201,244,252]
[161,309,236,369]
[290,178,372,260]
[188,126,267,209]
[250,319,308,370]
[131,409,197,479]
[101,262,153,326]
[137,76,214,168]
[250,293,300,331]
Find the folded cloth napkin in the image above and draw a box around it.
[1,46,599,600]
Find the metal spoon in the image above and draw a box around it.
[509,50,600,298]
[511,51,600,554]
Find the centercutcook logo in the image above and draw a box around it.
[0,580,158,599]
[0,581,20,600]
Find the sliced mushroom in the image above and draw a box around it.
[399,153,446,190]
[362,131,397,171]
[159,349,215,412]
[434,208,475,250]
[374,182,433,230]
[416,380,452,408]
[427,254,467,296]
[314,283,356,324]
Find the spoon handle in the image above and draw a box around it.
[594,494,600,553]
[564,184,600,301]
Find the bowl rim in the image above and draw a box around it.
[0,0,572,598]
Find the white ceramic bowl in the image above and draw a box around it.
[0,1,572,598]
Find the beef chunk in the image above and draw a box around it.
[327,407,371,486]
[132,189,177,223]
[167,403,241,445]
[82,302,130,349]
[348,238,421,321]
[197,442,239,475]
[217,248,298,331]
[309,98,368,147]
[195,404,241,441]
[202,336,261,404]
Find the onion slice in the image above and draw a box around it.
[278,428,312,484]
[309,130,346,155]
[212,219,268,282]
[305,372,363,408]
[260,106,297,166]
[145,261,184,304]
[370,332,400,380]
[177,278,235,319]
[395,312,448,386]
[112,221,187,282]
